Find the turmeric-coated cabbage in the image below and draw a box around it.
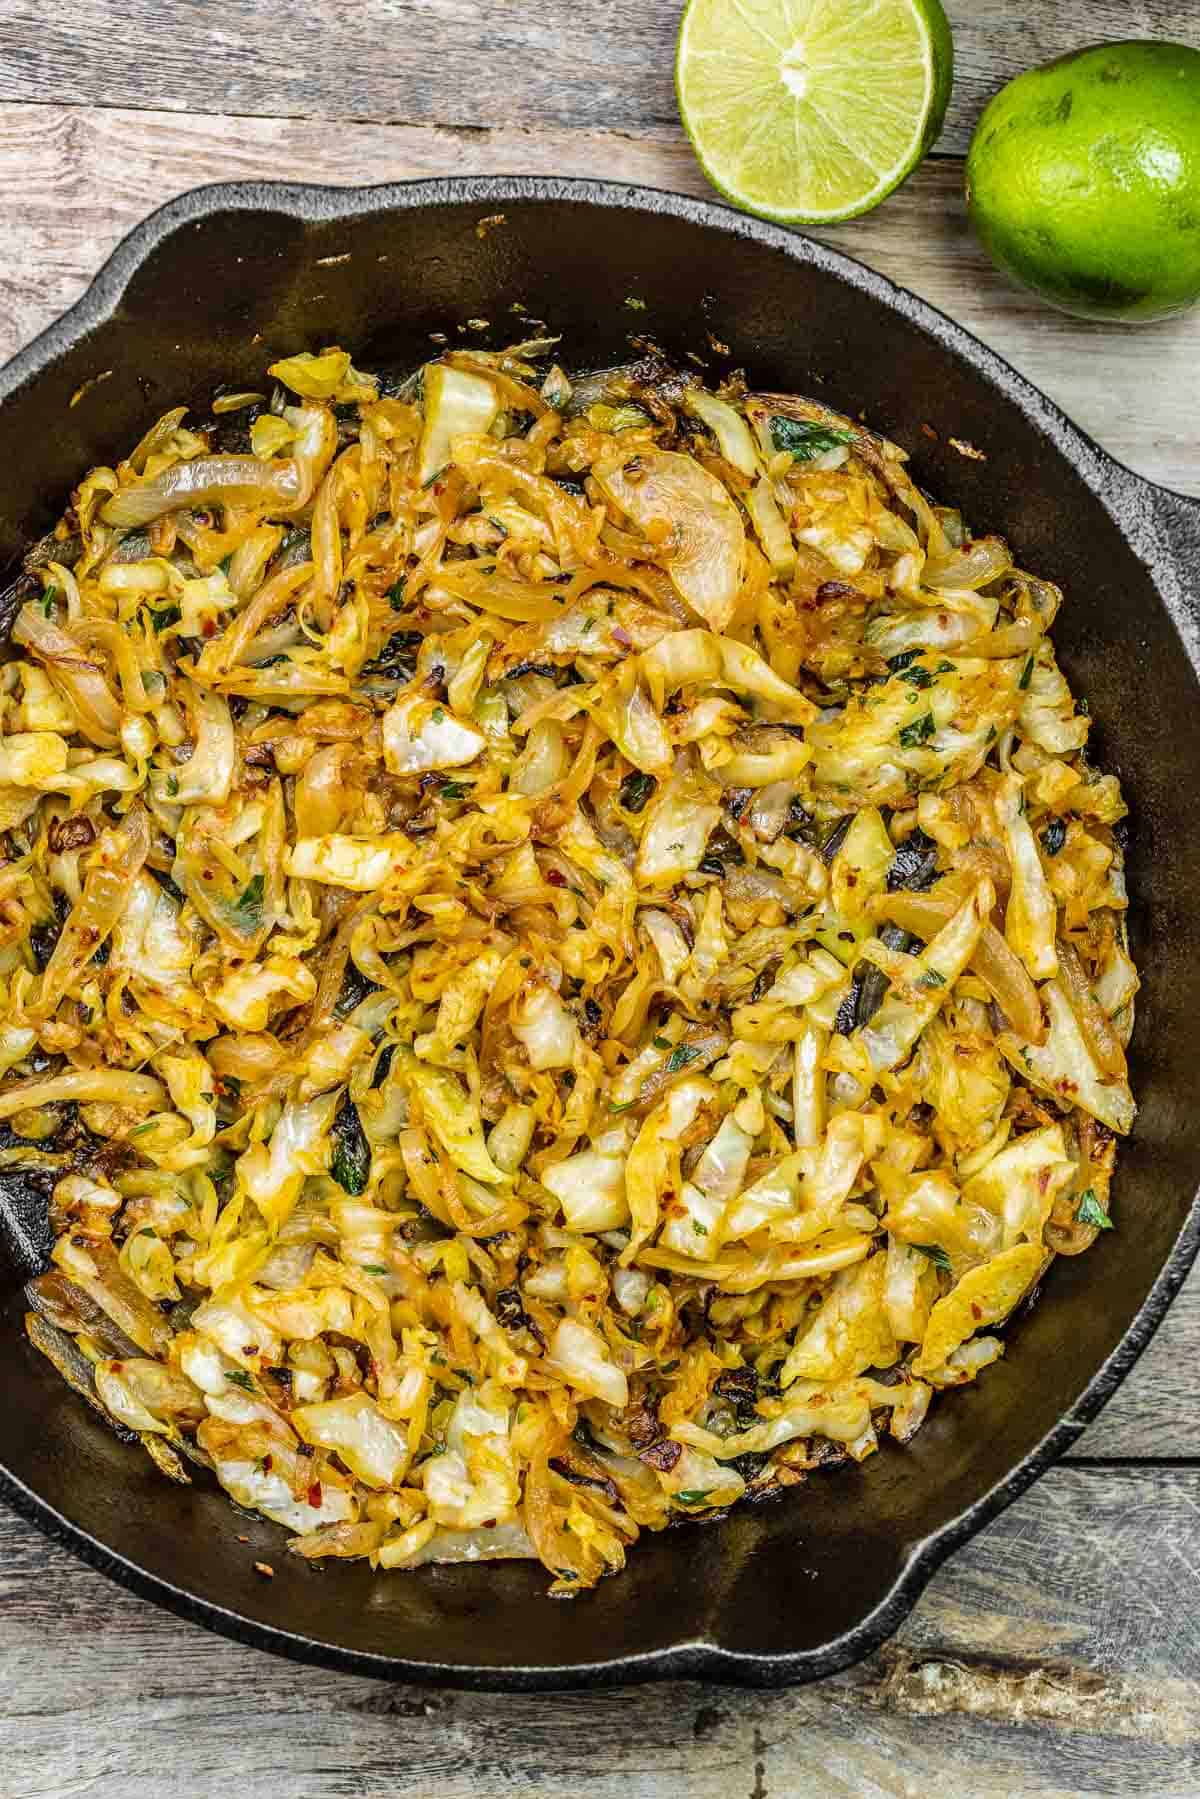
[13,340,1136,1593]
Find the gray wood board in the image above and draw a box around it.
[1,1467,1197,1798]
[0,1,1197,155]
[0,107,1198,496]
[0,2,1198,1772]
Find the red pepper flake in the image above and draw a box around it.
[236,1534,249,1543]
[545,868,566,887]
[254,1561,275,1579]
[201,616,217,637]
[261,1453,273,1472]
[307,1480,323,1509]
[970,1303,982,1320]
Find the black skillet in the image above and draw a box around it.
[0,177,1198,1690]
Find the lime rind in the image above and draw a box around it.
[676,0,953,226]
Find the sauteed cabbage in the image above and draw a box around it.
[11,342,1136,1592]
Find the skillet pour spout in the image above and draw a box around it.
[1,176,1199,1689]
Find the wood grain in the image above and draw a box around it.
[1,1,1199,1777]
[1,103,1199,496]
[0,0,1196,155]
[1,1467,1197,1799]
[1070,1271,1198,1458]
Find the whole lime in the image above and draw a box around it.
[966,40,1200,322]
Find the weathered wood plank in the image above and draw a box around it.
[1078,1263,1200,1459]
[0,0,1196,157]
[1,103,1199,497]
[0,1466,1197,1798]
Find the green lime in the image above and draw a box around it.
[966,41,1200,323]
[675,0,953,225]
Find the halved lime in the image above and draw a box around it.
[676,0,953,225]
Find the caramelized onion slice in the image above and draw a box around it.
[594,449,745,631]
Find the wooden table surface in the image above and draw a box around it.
[1,3,1198,1793]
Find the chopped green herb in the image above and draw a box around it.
[886,649,922,673]
[898,711,936,749]
[330,1092,371,1196]
[1018,655,1035,691]
[232,873,265,928]
[387,578,407,609]
[1041,818,1067,856]
[692,1220,708,1235]
[39,584,59,618]
[619,770,656,814]
[652,1035,671,1051]
[218,553,234,575]
[165,774,179,798]
[362,1263,390,1276]
[151,604,182,633]
[128,1121,157,1138]
[624,296,646,311]
[675,1489,714,1505]
[666,1044,703,1075]
[224,1369,255,1391]
[336,962,378,1019]
[934,660,955,674]
[913,1242,952,1272]
[431,705,446,724]
[897,662,935,690]
[440,781,468,800]
[1076,1190,1113,1230]
[916,968,946,989]
[769,416,853,461]
[610,1099,635,1114]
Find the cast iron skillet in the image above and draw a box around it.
[0,176,1198,1691]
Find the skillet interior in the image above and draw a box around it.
[0,179,1198,1687]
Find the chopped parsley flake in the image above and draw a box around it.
[769,416,853,460]
[1076,1190,1113,1230]
[898,711,936,749]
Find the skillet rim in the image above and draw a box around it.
[1,172,1198,1690]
